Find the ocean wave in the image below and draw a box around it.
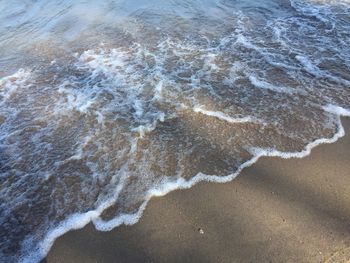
[0,0,350,262]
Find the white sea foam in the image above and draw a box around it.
[296,55,323,77]
[323,104,350,117]
[132,112,165,138]
[2,0,350,262]
[154,80,164,100]
[296,55,350,86]
[19,103,350,263]
[249,75,297,95]
[235,34,259,50]
[193,105,263,124]
[20,139,137,263]
[0,69,31,102]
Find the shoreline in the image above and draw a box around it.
[43,117,350,263]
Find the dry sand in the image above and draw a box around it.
[44,118,350,263]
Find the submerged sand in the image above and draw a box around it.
[44,118,350,263]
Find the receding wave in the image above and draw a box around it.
[0,0,350,262]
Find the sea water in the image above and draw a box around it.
[0,0,350,262]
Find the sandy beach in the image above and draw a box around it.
[43,118,350,263]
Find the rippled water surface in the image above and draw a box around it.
[1,0,350,262]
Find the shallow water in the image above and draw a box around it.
[0,0,350,262]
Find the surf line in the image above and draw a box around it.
[20,104,350,263]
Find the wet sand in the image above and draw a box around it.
[44,118,350,263]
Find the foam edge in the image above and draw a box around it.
[22,104,350,263]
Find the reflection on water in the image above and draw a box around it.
[0,0,350,262]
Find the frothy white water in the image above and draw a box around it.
[193,105,264,124]
[249,75,298,95]
[0,0,350,262]
[22,104,350,263]
[0,69,31,102]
